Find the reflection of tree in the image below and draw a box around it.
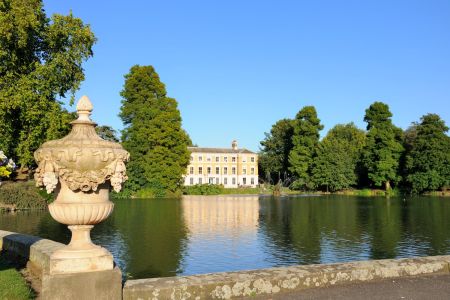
[259,196,365,265]
[404,197,450,256]
[365,198,402,259]
[0,210,68,243]
[110,198,187,278]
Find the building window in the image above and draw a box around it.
[251,157,255,162]
[232,157,236,162]
[223,156,228,162]
[216,178,219,184]
[243,177,247,185]
[224,178,228,185]
[198,156,202,162]
[198,178,202,184]
[207,156,211,162]
[232,178,236,185]
[232,167,236,175]
[242,156,246,162]
[224,167,228,175]
[207,167,211,174]
[189,167,194,174]
[215,156,219,162]
[190,178,194,185]
[251,178,254,185]
[243,168,247,175]
[251,168,254,175]
[209,177,214,184]
[216,167,220,175]
[190,155,193,161]
[199,167,203,174]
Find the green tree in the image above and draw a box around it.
[288,106,323,190]
[259,118,294,184]
[311,123,366,192]
[96,125,119,142]
[362,102,404,190]
[0,0,96,167]
[405,114,450,193]
[119,65,190,196]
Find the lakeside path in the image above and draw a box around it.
[247,273,450,300]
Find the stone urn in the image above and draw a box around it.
[34,96,129,274]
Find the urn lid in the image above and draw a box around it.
[34,96,129,193]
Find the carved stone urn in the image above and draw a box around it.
[34,96,129,274]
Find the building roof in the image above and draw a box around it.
[188,147,255,154]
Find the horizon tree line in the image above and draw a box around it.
[259,102,450,194]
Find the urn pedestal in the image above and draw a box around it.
[34,96,129,275]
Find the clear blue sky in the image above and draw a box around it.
[44,0,450,152]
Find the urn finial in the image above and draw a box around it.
[75,95,94,122]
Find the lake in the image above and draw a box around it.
[1,195,450,279]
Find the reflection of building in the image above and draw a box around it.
[182,195,259,233]
[182,196,259,233]
[184,140,258,188]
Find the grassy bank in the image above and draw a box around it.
[113,184,450,198]
[0,256,34,299]
[182,185,413,197]
[0,181,49,210]
[182,184,272,196]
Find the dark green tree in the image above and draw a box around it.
[0,0,96,167]
[96,125,119,142]
[362,102,404,190]
[288,106,323,190]
[259,118,294,184]
[119,65,190,196]
[311,123,366,192]
[405,114,450,193]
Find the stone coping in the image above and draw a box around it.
[0,230,64,276]
[123,255,450,300]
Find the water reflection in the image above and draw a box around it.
[107,198,188,278]
[181,196,262,275]
[1,195,450,279]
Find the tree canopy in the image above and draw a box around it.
[120,65,191,196]
[96,125,119,142]
[0,0,96,167]
[405,114,450,193]
[362,102,404,190]
[288,106,323,190]
[311,123,366,192]
[259,118,294,184]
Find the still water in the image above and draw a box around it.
[1,195,450,279]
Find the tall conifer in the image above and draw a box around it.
[362,102,403,190]
[120,65,190,196]
[288,106,323,190]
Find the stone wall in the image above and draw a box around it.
[123,256,450,300]
[2,229,450,300]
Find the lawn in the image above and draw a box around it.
[0,256,33,299]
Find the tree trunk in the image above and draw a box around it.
[385,180,391,191]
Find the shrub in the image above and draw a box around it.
[183,184,224,195]
[0,181,49,210]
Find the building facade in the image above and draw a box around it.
[184,141,258,188]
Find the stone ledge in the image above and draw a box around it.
[0,230,122,300]
[0,229,65,277]
[123,256,450,300]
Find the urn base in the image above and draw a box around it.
[48,225,114,275]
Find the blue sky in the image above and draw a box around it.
[44,0,450,152]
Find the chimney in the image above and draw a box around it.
[231,140,238,150]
